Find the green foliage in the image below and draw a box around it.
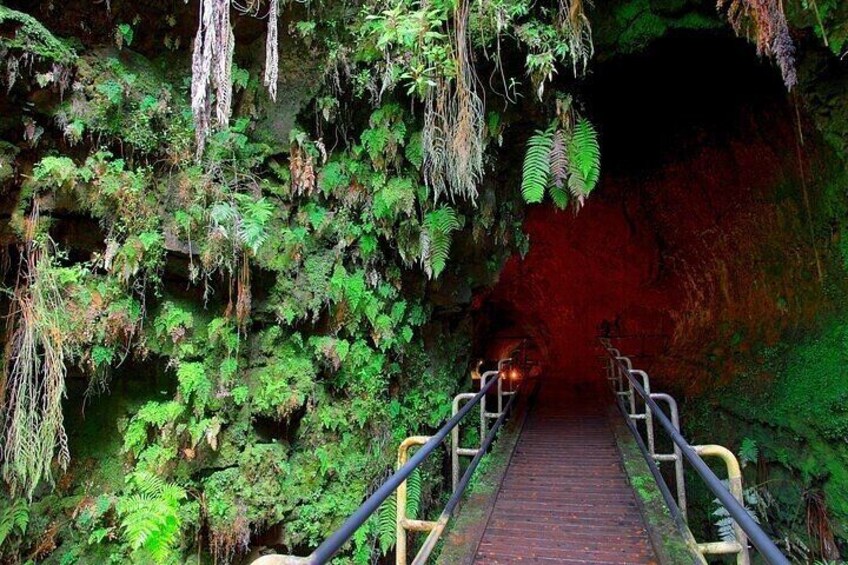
[520,116,601,209]
[236,195,275,254]
[0,6,76,65]
[377,490,397,556]
[712,485,760,542]
[376,468,422,556]
[567,118,601,199]
[421,207,463,279]
[116,23,135,48]
[0,499,29,547]
[739,438,759,468]
[0,4,543,563]
[521,125,555,204]
[117,472,187,564]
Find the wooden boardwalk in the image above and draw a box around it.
[472,383,658,564]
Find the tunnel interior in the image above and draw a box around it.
[473,32,824,388]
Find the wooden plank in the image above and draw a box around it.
[473,382,658,564]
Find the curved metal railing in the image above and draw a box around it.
[600,338,789,565]
[253,358,522,565]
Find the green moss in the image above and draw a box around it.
[689,316,848,545]
[594,0,722,55]
[0,6,76,64]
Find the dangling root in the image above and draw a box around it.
[0,206,70,498]
[422,0,484,203]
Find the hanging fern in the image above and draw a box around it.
[548,129,569,209]
[567,117,601,202]
[420,207,462,279]
[376,468,423,556]
[521,117,600,209]
[521,125,555,204]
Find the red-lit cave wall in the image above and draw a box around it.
[474,106,827,387]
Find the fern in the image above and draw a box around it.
[712,483,760,542]
[738,438,759,468]
[0,499,29,546]
[375,468,422,556]
[235,195,275,254]
[117,471,186,564]
[567,117,601,200]
[420,207,462,279]
[406,468,421,519]
[549,185,569,209]
[521,125,555,204]
[377,493,396,556]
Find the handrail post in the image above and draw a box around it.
[451,393,478,492]
[651,392,687,521]
[616,355,636,414]
[630,369,655,456]
[693,445,751,565]
[600,339,789,565]
[396,436,435,565]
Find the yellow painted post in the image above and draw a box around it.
[693,445,751,565]
[396,436,435,565]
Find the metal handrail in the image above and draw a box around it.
[600,340,789,565]
[253,362,519,565]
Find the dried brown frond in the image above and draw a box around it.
[191,0,234,157]
[235,256,251,328]
[263,0,279,102]
[290,143,316,196]
[0,206,70,498]
[422,0,484,203]
[717,0,796,88]
[557,0,594,74]
[805,489,839,560]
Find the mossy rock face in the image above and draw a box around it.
[248,33,323,154]
[592,0,722,56]
[0,5,76,65]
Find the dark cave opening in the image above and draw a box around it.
[473,32,819,388]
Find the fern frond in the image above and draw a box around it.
[0,499,29,546]
[567,118,601,198]
[549,186,569,210]
[377,493,397,556]
[406,468,422,519]
[521,126,555,204]
[548,129,568,189]
[420,207,462,279]
[117,472,186,562]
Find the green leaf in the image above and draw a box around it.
[567,117,601,197]
[521,125,555,204]
[421,207,462,279]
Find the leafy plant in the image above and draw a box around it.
[116,471,187,563]
[235,195,275,254]
[0,499,29,546]
[521,125,556,204]
[712,485,760,542]
[739,438,759,468]
[376,468,422,556]
[520,116,601,209]
[420,207,462,279]
[567,117,601,203]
